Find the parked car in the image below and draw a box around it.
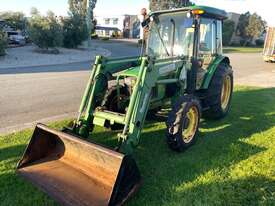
[7,31,26,45]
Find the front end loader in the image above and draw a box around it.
[17,5,233,206]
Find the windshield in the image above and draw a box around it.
[147,12,194,59]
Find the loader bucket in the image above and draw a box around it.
[17,124,141,206]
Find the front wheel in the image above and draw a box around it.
[166,95,201,152]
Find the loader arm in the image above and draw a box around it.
[72,55,185,154]
[72,55,141,138]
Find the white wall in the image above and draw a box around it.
[95,15,125,31]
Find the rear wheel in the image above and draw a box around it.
[166,95,201,152]
[203,63,233,119]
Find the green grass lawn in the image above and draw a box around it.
[223,47,263,54]
[1,86,275,206]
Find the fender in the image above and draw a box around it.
[201,55,230,89]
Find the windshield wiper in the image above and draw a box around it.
[152,23,170,56]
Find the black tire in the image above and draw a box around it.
[166,95,201,152]
[102,85,130,130]
[146,106,161,120]
[203,63,233,119]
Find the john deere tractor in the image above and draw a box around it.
[17,6,233,206]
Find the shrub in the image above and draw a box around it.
[62,13,88,48]
[28,11,63,50]
[91,33,98,39]
[111,31,119,38]
[0,30,7,56]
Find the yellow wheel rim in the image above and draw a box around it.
[182,106,199,143]
[221,75,232,111]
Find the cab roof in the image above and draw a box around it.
[150,5,228,20]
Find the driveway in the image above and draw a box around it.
[0,48,274,134]
[227,53,275,88]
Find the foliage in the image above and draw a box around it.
[62,13,88,48]
[111,30,119,38]
[27,9,63,50]
[91,33,98,39]
[237,12,266,46]
[236,12,250,43]
[62,0,90,48]
[150,0,194,11]
[0,29,7,56]
[0,86,275,205]
[68,0,87,16]
[245,13,266,44]
[0,11,26,31]
[222,20,235,46]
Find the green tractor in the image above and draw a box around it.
[17,6,233,206]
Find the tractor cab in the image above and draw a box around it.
[144,6,227,87]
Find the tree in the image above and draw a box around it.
[62,13,88,48]
[222,20,235,46]
[150,0,194,11]
[0,29,7,56]
[237,12,266,46]
[62,0,89,48]
[28,9,63,50]
[236,12,250,45]
[0,11,27,31]
[245,13,266,45]
[68,0,87,16]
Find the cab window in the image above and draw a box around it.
[199,18,216,54]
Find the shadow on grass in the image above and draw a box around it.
[0,144,26,162]
[0,87,274,205]
[170,175,274,205]
[91,87,275,205]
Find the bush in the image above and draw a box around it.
[0,30,7,56]
[91,33,98,39]
[62,13,88,48]
[28,11,63,50]
[111,31,119,38]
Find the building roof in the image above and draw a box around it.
[150,5,228,20]
[96,26,121,31]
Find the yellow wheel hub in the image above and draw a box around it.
[221,75,232,111]
[182,106,199,143]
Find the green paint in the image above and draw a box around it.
[201,55,228,89]
[67,7,232,154]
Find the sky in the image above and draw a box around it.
[0,0,274,26]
